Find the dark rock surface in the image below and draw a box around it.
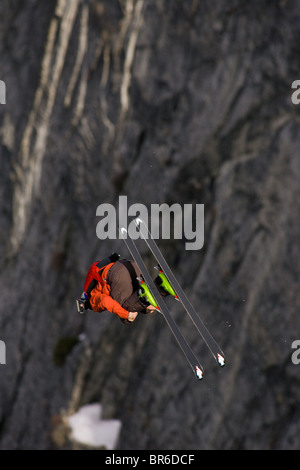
[0,0,300,450]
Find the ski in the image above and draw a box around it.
[134,217,226,367]
[119,226,204,380]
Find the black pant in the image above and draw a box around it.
[106,259,146,312]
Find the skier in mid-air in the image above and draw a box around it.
[76,219,225,378]
[76,253,170,324]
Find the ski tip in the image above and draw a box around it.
[195,365,204,380]
[134,217,143,228]
[217,353,226,367]
[119,226,127,236]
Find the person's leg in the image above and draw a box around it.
[107,260,145,312]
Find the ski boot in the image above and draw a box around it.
[138,277,158,309]
[76,292,91,314]
[154,266,178,299]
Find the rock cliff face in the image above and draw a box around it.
[0,0,300,450]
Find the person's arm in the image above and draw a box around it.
[89,290,129,319]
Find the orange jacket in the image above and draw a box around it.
[85,262,129,320]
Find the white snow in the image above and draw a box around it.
[67,403,122,449]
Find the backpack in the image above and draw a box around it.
[76,252,120,314]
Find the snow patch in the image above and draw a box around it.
[68,403,121,449]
